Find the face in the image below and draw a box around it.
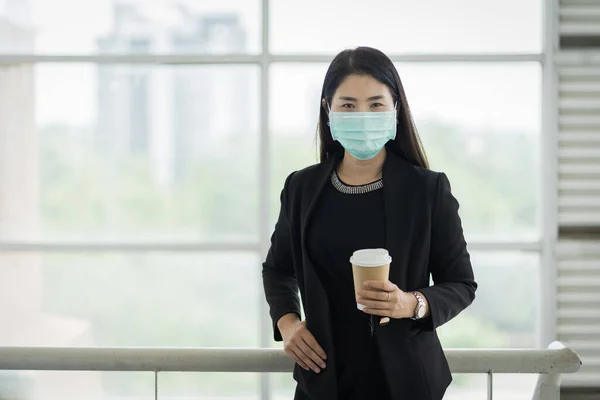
[325,74,395,113]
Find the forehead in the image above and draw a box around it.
[334,74,392,98]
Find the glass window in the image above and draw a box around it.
[0,371,153,400]
[0,0,261,54]
[0,2,547,399]
[0,370,263,400]
[438,251,540,349]
[0,252,260,347]
[269,63,541,240]
[445,374,538,400]
[269,64,327,223]
[0,64,259,241]
[270,0,542,54]
[160,372,260,400]
[399,63,541,241]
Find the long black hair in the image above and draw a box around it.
[317,47,429,169]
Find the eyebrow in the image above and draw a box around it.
[337,95,387,101]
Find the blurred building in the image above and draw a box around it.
[96,1,250,184]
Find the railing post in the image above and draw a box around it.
[532,373,561,400]
[154,370,158,400]
[487,370,494,400]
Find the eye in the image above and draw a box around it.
[371,102,384,108]
[341,103,355,108]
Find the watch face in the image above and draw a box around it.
[417,306,426,319]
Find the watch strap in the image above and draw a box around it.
[411,291,426,320]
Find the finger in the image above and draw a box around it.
[301,332,327,360]
[356,297,390,310]
[287,347,310,371]
[363,280,397,292]
[298,339,326,371]
[295,344,322,373]
[300,336,327,368]
[362,307,391,317]
[357,289,390,302]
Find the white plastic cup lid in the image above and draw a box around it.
[350,248,391,267]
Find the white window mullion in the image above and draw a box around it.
[259,1,272,400]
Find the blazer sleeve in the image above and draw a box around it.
[262,172,302,342]
[418,172,477,331]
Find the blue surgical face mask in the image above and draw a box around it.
[328,107,397,160]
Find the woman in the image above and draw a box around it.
[262,47,477,400]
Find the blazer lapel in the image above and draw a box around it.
[301,154,339,251]
[382,152,419,290]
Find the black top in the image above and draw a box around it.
[306,172,385,323]
[306,171,390,399]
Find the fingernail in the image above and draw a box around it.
[320,362,326,368]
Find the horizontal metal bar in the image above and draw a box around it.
[0,241,260,253]
[271,53,544,63]
[0,53,543,66]
[0,240,540,253]
[466,239,542,252]
[0,54,263,65]
[0,342,581,374]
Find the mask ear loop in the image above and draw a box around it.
[326,101,331,126]
[394,101,399,124]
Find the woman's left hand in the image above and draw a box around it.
[357,280,417,319]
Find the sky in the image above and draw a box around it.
[2,0,542,133]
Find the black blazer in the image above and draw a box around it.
[262,150,477,400]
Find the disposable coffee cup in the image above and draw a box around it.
[350,248,391,313]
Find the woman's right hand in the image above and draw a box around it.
[278,314,327,373]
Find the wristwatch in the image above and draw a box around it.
[411,291,427,320]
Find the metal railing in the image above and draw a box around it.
[0,341,581,400]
